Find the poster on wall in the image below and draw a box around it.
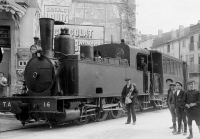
[17,48,32,70]
[16,48,31,87]
[44,5,69,23]
[54,24,105,53]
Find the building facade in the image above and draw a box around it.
[0,0,41,96]
[40,0,136,45]
[151,22,200,89]
[137,33,154,50]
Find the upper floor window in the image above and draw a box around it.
[186,55,189,65]
[190,54,194,65]
[199,34,200,41]
[189,36,194,51]
[190,36,194,43]
[198,35,200,49]
[167,44,170,52]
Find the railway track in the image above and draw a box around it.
[0,107,167,133]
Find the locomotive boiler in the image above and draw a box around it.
[0,18,188,127]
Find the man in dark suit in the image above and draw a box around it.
[183,80,200,139]
[168,83,177,133]
[166,79,174,129]
[174,81,187,135]
[121,78,138,125]
[166,79,173,106]
[138,57,148,93]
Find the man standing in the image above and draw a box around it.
[183,80,200,139]
[121,78,138,125]
[174,81,187,135]
[168,83,177,133]
[166,79,174,129]
[138,57,148,93]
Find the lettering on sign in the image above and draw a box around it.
[44,5,69,23]
[54,25,104,52]
[2,102,11,107]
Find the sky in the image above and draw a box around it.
[136,0,200,35]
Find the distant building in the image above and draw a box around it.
[151,21,200,89]
[137,33,155,50]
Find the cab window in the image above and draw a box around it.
[137,53,148,71]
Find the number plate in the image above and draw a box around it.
[0,100,12,111]
[31,98,57,112]
[0,98,57,113]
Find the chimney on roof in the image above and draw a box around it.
[198,20,200,24]
[158,29,163,37]
[158,29,163,35]
[179,25,184,30]
[179,25,184,37]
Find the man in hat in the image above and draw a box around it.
[166,78,174,129]
[174,81,187,135]
[183,80,200,139]
[166,79,174,106]
[138,57,147,72]
[121,78,138,125]
[138,57,148,93]
[168,83,177,133]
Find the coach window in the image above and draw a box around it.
[180,63,183,76]
[167,58,170,74]
[174,61,177,75]
[163,57,166,74]
[177,62,180,75]
[171,60,175,74]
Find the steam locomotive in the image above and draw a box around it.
[0,18,187,127]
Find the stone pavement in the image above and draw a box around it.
[0,109,200,139]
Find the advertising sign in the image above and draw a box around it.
[16,48,31,70]
[54,25,104,52]
[44,5,69,23]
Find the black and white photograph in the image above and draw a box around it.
[0,0,200,139]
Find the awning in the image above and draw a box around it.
[0,0,27,28]
[0,0,26,17]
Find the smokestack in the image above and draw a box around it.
[39,18,55,57]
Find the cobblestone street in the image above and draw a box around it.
[1,109,200,139]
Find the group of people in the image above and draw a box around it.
[121,77,200,139]
[167,79,200,139]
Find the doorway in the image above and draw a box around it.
[0,25,11,96]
